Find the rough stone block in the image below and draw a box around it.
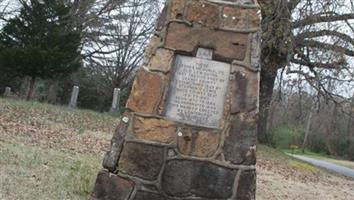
[165,22,249,62]
[221,0,255,4]
[126,69,164,114]
[247,9,261,28]
[118,142,165,181]
[223,111,257,165]
[103,113,131,172]
[168,0,186,20]
[235,170,256,200]
[230,65,259,113]
[134,191,166,200]
[250,32,261,69]
[90,170,134,200]
[186,1,220,28]
[143,36,163,65]
[177,128,220,157]
[149,48,175,72]
[162,160,237,199]
[221,7,248,30]
[133,116,177,144]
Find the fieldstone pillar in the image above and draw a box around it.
[110,88,121,114]
[68,86,79,108]
[91,0,261,199]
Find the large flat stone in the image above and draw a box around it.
[177,128,220,157]
[247,9,261,28]
[230,65,259,114]
[221,7,260,30]
[186,1,220,28]
[134,191,166,200]
[118,142,165,181]
[103,113,131,172]
[165,22,249,62]
[221,0,255,3]
[90,170,134,200]
[168,0,186,20]
[223,111,257,165]
[235,170,256,200]
[126,69,164,114]
[143,36,163,65]
[149,48,175,72]
[221,7,248,30]
[133,116,177,144]
[250,32,261,69]
[162,159,237,199]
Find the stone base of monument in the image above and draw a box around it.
[91,0,260,199]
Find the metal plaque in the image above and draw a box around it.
[165,55,230,129]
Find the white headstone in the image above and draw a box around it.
[4,87,11,97]
[69,86,79,108]
[110,88,121,114]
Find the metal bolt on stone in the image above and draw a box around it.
[91,0,261,199]
[68,86,79,108]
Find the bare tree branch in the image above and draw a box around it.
[292,13,354,28]
[297,40,354,57]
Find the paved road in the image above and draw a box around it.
[289,154,354,179]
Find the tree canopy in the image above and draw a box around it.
[257,0,354,143]
[0,0,82,99]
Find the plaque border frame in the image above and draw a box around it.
[163,54,231,129]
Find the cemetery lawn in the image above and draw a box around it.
[1,98,354,200]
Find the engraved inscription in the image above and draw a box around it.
[165,55,230,128]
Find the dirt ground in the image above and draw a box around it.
[257,146,354,200]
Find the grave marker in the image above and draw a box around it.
[110,88,121,114]
[3,87,11,97]
[68,86,79,108]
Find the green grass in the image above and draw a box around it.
[283,149,354,170]
[0,142,101,200]
[0,98,119,133]
[258,145,321,173]
[0,98,117,199]
[284,148,329,157]
[288,160,320,173]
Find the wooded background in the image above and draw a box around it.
[0,0,353,159]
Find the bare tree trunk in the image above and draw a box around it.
[268,103,275,130]
[326,104,339,156]
[347,92,354,136]
[302,106,314,153]
[257,68,277,144]
[26,76,35,101]
[297,77,303,124]
[47,79,59,103]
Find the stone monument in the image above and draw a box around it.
[91,0,261,199]
[3,87,11,97]
[69,85,79,108]
[110,88,121,114]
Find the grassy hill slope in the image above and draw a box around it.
[0,98,353,200]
